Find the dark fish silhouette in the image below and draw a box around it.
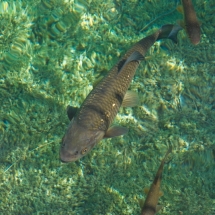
[141,147,172,215]
[179,0,201,45]
[60,25,181,162]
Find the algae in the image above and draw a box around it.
[0,0,215,214]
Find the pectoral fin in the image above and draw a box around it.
[118,51,144,74]
[104,126,128,138]
[122,90,139,107]
[67,105,78,121]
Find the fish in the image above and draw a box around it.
[60,25,181,162]
[140,147,172,215]
[177,0,201,45]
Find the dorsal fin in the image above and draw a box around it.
[66,106,78,121]
[117,51,144,74]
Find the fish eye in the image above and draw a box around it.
[74,151,78,155]
[81,148,88,155]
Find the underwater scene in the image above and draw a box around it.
[0,0,215,214]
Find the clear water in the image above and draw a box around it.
[0,0,214,214]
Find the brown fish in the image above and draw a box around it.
[141,147,172,215]
[180,0,201,45]
[60,25,181,162]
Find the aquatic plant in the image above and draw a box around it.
[0,0,215,214]
[0,1,32,71]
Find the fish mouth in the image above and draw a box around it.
[60,158,70,163]
[60,156,79,163]
[60,159,67,163]
[60,150,79,163]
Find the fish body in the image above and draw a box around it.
[181,0,201,45]
[60,25,181,162]
[141,147,172,215]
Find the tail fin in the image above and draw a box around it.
[157,24,182,44]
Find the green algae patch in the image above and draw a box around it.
[0,0,215,214]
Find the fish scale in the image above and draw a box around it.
[77,31,160,130]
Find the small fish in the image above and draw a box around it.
[177,0,201,45]
[140,147,172,215]
[60,25,181,162]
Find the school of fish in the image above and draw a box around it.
[60,0,201,214]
